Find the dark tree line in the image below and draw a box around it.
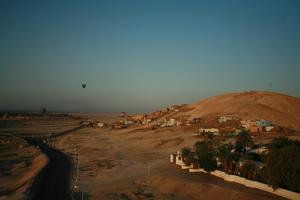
[180,132,300,192]
[261,137,300,192]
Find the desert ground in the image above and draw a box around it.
[51,115,287,200]
[1,115,289,200]
[0,135,48,200]
[0,117,80,200]
[2,91,300,199]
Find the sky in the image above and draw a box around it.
[0,0,300,113]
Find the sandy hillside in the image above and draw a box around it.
[167,91,300,130]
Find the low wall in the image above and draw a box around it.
[199,169,300,200]
[189,168,207,173]
[181,165,193,170]
[171,153,300,199]
[175,156,184,166]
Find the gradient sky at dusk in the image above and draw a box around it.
[1,0,300,112]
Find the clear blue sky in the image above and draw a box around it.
[0,0,299,112]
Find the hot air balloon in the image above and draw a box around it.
[82,84,86,88]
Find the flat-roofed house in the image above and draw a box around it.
[218,116,233,123]
[250,125,263,133]
[256,120,272,127]
[199,128,220,135]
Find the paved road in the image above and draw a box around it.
[26,138,72,200]
[21,126,85,200]
[26,138,73,200]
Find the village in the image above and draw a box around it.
[80,104,281,136]
[79,104,296,161]
[82,106,253,131]
[2,104,299,200]
[72,105,300,200]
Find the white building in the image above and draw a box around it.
[249,146,268,154]
[170,154,176,163]
[166,118,176,127]
[199,128,220,135]
[218,116,233,123]
[240,120,256,130]
[97,122,106,127]
[265,126,274,132]
[160,122,166,128]
[175,153,184,166]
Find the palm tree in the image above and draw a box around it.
[216,144,230,172]
[240,161,257,180]
[235,130,254,157]
[216,144,240,174]
[193,140,216,172]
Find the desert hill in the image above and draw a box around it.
[165,91,300,131]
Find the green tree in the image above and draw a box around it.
[216,144,239,174]
[193,141,216,172]
[240,161,257,180]
[268,137,297,150]
[181,147,195,166]
[207,132,214,141]
[262,138,300,192]
[235,130,253,157]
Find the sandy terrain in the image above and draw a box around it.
[164,91,300,131]
[0,117,81,199]
[55,124,286,200]
[2,99,299,200]
[0,136,48,200]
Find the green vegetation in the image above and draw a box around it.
[240,161,257,180]
[193,141,216,172]
[180,133,300,193]
[180,147,195,166]
[216,144,239,174]
[235,130,254,157]
[181,140,217,172]
[262,137,300,192]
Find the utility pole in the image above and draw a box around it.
[73,146,79,190]
[76,147,79,182]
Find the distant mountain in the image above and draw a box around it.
[166,91,300,131]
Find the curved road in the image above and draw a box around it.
[26,139,72,200]
[23,127,85,200]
